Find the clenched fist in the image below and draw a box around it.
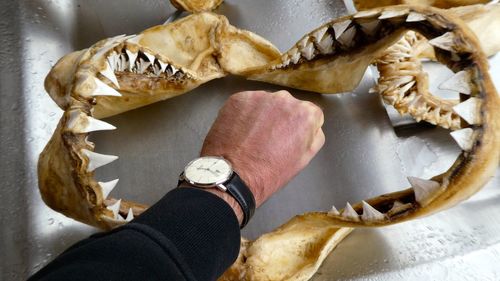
[201,90,325,222]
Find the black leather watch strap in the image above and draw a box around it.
[224,172,255,228]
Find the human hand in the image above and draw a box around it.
[201,90,325,221]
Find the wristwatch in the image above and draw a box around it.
[178,156,256,228]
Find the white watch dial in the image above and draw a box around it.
[184,156,232,186]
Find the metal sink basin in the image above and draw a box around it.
[1,0,499,280]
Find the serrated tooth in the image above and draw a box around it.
[341,202,360,221]
[453,97,481,125]
[100,61,120,88]
[317,34,334,54]
[398,81,415,99]
[106,199,121,220]
[332,20,351,39]
[92,77,122,97]
[125,50,138,71]
[301,41,315,60]
[438,70,471,95]
[406,12,426,22]
[312,26,328,42]
[82,149,118,172]
[450,128,475,151]
[379,10,407,19]
[143,52,156,63]
[429,32,456,52]
[328,205,340,216]
[354,10,380,18]
[98,179,119,199]
[408,177,442,206]
[106,51,118,70]
[125,208,134,222]
[288,48,301,64]
[361,201,385,221]
[337,26,356,47]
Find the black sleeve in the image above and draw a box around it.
[29,187,241,281]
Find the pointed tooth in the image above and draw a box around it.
[337,26,356,47]
[354,10,379,18]
[438,70,471,95]
[450,128,475,151]
[312,26,328,42]
[406,12,426,22]
[301,41,315,60]
[453,97,481,125]
[361,201,385,221]
[82,149,119,172]
[125,50,138,71]
[100,62,120,88]
[67,111,116,133]
[398,81,415,99]
[143,52,156,63]
[341,202,360,221]
[98,179,119,199]
[92,77,122,97]
[158,60,168,72]
[106,52,118,70]
[86,116,116,132]
[317,34,334,54]
[125,208,134,222]
[332,20,351,39]
[106,199,121,219]
[379,10,407,19]
[137,58,151,73]
[329,205,340,216]
[429,32,456,52]
[408,177,442,206]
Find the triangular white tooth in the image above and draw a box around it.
[92,77,122,97]
[106,199,121,219]
[429,32,456,52]
[332,20,351,39]
[379,10,407,19]
[408,177,441,205]
[312,26,328,42]
[100,61,120,88]
[329,205,340,216]
[391,201,405,210]
[361,201,385,221]
[453,97,481,125]
[301,41,315,60]
[317,34,334,54]
[82,149,119,172]
[98,179,119,199]
[341,202,360,221]
[337,26,356,47]
[158,60,168,72]
[438,70,471,95]
[125,50,138,71]
[125,208,134,222]
[450,128,475,151]
[406,12,426,22]
[85,116,116,132]
[143,52,156,63]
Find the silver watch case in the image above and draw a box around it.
[180,156,234,192]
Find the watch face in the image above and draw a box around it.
[184,156,233,186]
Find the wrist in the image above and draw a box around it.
[204,188,244,225]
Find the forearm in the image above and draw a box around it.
[29,188,240,281]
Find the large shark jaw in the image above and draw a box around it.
[38,6,499,281]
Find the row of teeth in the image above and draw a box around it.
[106,49,184,78]
[272,10,429,69]
[328,176,441,222]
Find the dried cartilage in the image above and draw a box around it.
[170,0,224,12]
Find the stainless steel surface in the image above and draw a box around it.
[1,0,499,280]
